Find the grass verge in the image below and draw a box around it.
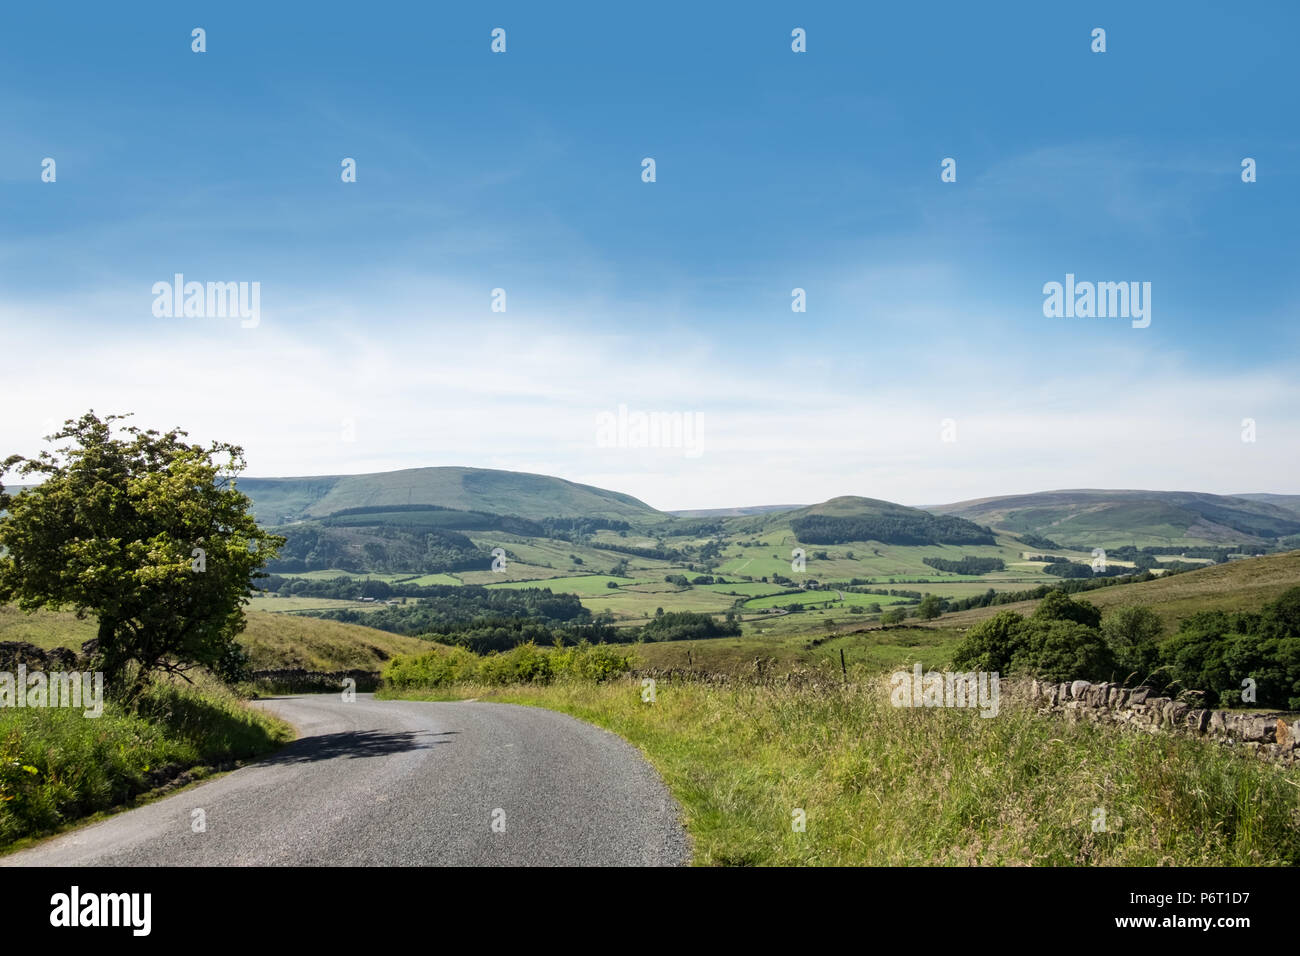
[384,676,1300,865]
[0,675,292,849]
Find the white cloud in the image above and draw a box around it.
[2,288,1296,511]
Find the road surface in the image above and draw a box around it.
[2,694,689,867]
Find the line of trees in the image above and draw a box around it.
[369,608,740,654]
[303,585,591,634]
[1043,561,1132,579]
[791,513,996,546]
[952,588,1300,709]
[921,556,1005,574]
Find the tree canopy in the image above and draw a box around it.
[0,411,283,693]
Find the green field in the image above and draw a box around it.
[677,550,1300,675]
[284,569,415,583]
[741,590,912,611]
[456,564,575,585]
[401,573,463,586]
[483,571,748,622]
[486,573,632,595]
[716,531,1068,584]
[697,581,789,598]
[246,594,391,614]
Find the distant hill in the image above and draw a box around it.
[730,495,997,546]
[1235,493,1300,517]
[670,504,805,518]
[929,489,1300,548]
[235,467,663,524]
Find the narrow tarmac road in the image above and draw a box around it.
[2,694,690,866]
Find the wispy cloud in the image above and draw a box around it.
[2,287,1295,509]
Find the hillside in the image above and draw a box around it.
[940,549,1300,631]
[0,605,428,673]
[1236,493,1300,517]
[236,466,663,524]
[930,489,1300,548]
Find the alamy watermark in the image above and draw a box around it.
[1042,274,1150,328]
[50,886,151,936]
[889,662,999,717]
[595,404,703,458]
[1,666,104,717]
[152,274,260,328]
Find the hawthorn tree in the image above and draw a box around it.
[916,593,944,620]
[0,412,283,696]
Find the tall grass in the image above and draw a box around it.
[0,675,292,848]
[402,675,1300,866]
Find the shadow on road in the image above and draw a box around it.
[261,729,458,765]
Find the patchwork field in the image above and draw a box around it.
[741,590,911,611]
[246,594,391,614]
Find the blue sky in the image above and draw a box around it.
[2,1,1298,509]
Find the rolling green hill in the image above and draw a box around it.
[929,489,1300,548]
[728,495,996,546]
[236,466,663,525]
[213,472,1300,637]
[737,495,920,527]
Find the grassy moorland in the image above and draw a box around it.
[625,625,961,675]
[237,466,660,524]
[930,490,1300,549]
[234,613,429,671]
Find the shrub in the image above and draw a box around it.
[551,642,636,682]
[1101,605,1163,682]
[1033,590,1102,629]
[1010,619,1115,683]
[381,640,633,690]
[383,645,479,688]
[1159,590,1300,708]
[952,609,1027,673]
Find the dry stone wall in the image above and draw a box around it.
[1010,678,1300,764]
